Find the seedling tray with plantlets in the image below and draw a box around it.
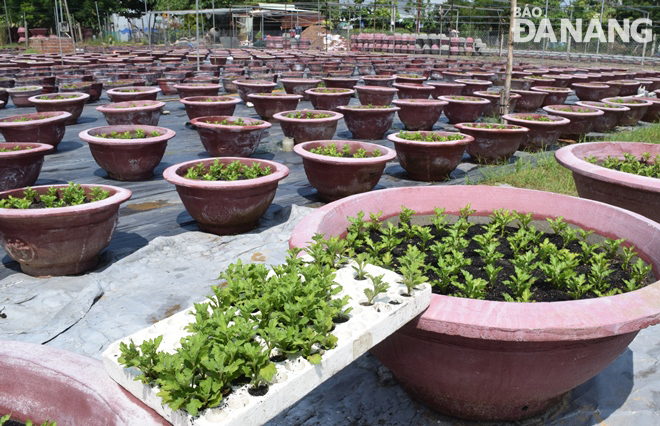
[102,240,431,426]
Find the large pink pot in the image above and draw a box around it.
[575,101,630,132]
[172,83,221,98]
[190,116,271,157]
[106,86,161,103]
[280,78,321,100]
[386,131,473,181]
[361,75,396,87]
[233,79,277,103]
[294,140,396,201]
[247,93,302,121]
[289,185,660,421]
[306,88,354,111]
[511,89,547,112]
[336,106,399,140]
[28,92,89,125]
[543,105,603,139]
[438,95,490,124]
[163,157,289,235]
[272,110,343,144]
[473,90,521,117]
[502,113,570,151]
[0,183,131,276]
[179,96,241,121]
[455,122,529,164]
[572,83,613,101]
[0,142,52,191]
[392,83,434,99]
[426,82,465,99]
[0,341,167,425]
[97,100,166,126]
[555,141,660,223]
[601,97,652,126]
[0,111,71,149]
[355,85,398,106]
[530,86,571,106]
[392,98,447,131]
[79,125,176,181]
[638,96,660,123]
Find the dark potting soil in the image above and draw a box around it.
[247,384,269,397]
[356,223,654,302]
[4,420,25,426]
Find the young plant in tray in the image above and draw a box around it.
[344,204,653,302]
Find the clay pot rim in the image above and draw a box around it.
[0,183,132,217]
[387,131,473,147]
[180,96,242,106]
[321,77,360,81]
[362,75,396,80]
[96,100,166,112]
[502,113,571,126]
[172,83,222,89]
[392,99,448,106]
[601,97,653,107]
[606,80,641,85]
[575,101,631,112]
[0,110,71,126]
[542,105,604,116]
[280,78,322,84]
[163,157,290,189]
[294,140,397,164]
[530,86,572,93]
[289,185,660,341]
[473,91,521,99]
[79,124,176,145]
[454,79,493,85]
[510,89,548,97]
[438,95,490,104]
[272,110,343,122]
[305,88,354,96]
[572,83,610,88]
[454,122,530,133]
[105,86,161,95]
[6,85,42,94]
[636,97,660,104]
[355,85,399,93]
[426,81,466,88]
[28,92,90,103]
[231,80,277,87]
[555,141,660,197]
[190,115,272,131]
[392,83,434,90]
[0,142,52,156]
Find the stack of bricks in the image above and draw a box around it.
[29,37,74,54]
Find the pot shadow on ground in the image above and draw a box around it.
[92,162,174,182]
[75,116,98,125]
[51,141,83,153]
[174,203,299,235]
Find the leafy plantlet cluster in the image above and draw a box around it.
[516,115,554,121]
[184,159,272,181]
[96,128,161,139]
[397,131,466,142]
[343,205,653,302]
[463,123,522,130]
[0,182,110,209]
[9,115,48,122]
[0,145,32,152]
[201,97,233,102]
[118,244,351,417]
[551,107,596,113]
[586,152,660,179]
[350,104,394,109]
[309,143,381,158]
[37,95,79,100]
[0,414,56,426]
[114,102,139,108]
[285,111,333,119]
[205,117,262,126]
[313,88,351,93]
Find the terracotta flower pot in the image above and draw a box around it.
[575,101,630,132]
[542,105,603,139]
[601,97,652,126]
[189,116,272,157]
[0,111,70,149]
[355,85,399,106]
[473,90,521,117]
[106,86,161,103]
[438,95,490,124]
[28,92,89,125]
[426,82,465,99]
[454,122,529,164]
[247,93,302,121]
[0,142,51,191]
[638,97,660,123]
[88,82,103,102]
[79,125,176,181]
[524,76,557,87]
[572,83,612,101]
[322,77,360,90]
[510,78,533,90]
[281,78,321,100]
[7,85,42,107]
[0,341,167,425]
[556,141,660,223]
[361,75,396,87]
[392,83,434,100]
[233,79,278,103]
[220,75,241,94]
[293,140,396,201]
[611,80,641,96]
[289,185,660,421]
[336,105,400,140]
[97,100,166,126]
[272,110,343,144]
[172,83,221,98]
[163,157,289,235]
[454,79,493,95]
[392,98,447,131]
[0,183,131,276]
[386,131,473,181]
[511,89,547,113]
[502,113,571,151]
[156,78,180,95]
[179,96,241,121]
[395,74,427,84]
[306,88,354,111]
[441,71,472,82]
[530,86,572,106]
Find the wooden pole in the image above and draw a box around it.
[3,0,11,49]
[95,2,103,41]
[63,0,76,51]
[502,0,516,116]
[23,12,27,50]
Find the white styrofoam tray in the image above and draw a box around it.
[102,263,432,426]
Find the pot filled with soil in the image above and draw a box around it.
[336,104,400,140]
[156,78,181,95]
[542,105,603,139]
[361,75,396,87]
[386,131,473,181]
[502,113,571,151]
[510,89,547,113]
[306,88,354,111]
[473,90,521,117]
[392,83,434,100]
[454,122,529,164]
[574,101,630,132]
[189,116,272,157]
[426,82,466,99]
[392,98,447,131]
[293,140,396,201]
[97,100,166,126]
[281,78,321,100]
[355,85,399,106]
[454,79,493,95]
[289,184,660,421]
[600,97,652,126]
[179,96,241,121]
[530,86,572,106]
[572,83,613,101]
[233,79,278,103]
[79,125,176,181]
[247,93,302,121]
[395,73,427,84]
[637,96,660,123]
[322,76,360,90]
[0,182,132,276]
[163,157,289,235]
[438,95,490,124]
[272,110,343,145]
[7,85,42,107]
[0,111,71,149]
[106,86,161,103]
[172,83,222,98]
[28,92,89,125]
[0,142,52,191]
[609,79,641,96]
